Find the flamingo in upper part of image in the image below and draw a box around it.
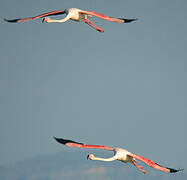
[4,8,137,32]
[54,137,183,174]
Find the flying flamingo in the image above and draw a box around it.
[4,8,137,32]
[54,137,183,174]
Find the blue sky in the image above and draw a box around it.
[0,0,186,172]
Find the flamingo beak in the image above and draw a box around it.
[87,155,89,160]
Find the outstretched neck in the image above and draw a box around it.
[48,14,71,23]
[92,156,117,162]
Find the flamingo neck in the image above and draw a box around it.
[48,15,71,23]
[92,156,117,162]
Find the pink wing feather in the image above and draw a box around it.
[132,154,183,173]
[4,10,65,23]
[54,137,113,151]
[80,11,124,23]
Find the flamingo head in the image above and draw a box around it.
[42,17,51,23]
[87,154,95,160]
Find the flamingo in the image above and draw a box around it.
[54,137,183,174]
[4,8,137,32]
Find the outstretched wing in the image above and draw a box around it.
[4,10,66,23]
[80,10,137,23]
[131,154,183,173]
[54,137,114,151]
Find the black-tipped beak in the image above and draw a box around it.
[87,155,89,160]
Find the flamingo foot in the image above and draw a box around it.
[133,161,146,174]
[141,169,146,174]
[82,19,104,32]
[137,165,146,174]
[97,28,104,33]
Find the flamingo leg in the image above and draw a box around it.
[132,161,146,174]
[82,19,104,32]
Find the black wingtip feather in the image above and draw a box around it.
[169,168,184,173]
[4,18,21,23]
[155,162,184,173]
[53,137,84,145]
[119,18,138,23]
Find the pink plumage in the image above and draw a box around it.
[54,137,183,174]
[4,8,137,32]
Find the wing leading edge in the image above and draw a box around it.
[4,10,66,23]
[54,137,114,150]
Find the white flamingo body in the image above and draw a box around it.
[114,148,134,163]
[4,8,137,32]
[54,137,183,174]
[61,8,90,22]
[90,148,133,163]
[49,8,84,22]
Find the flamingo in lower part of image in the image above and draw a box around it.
[4,8,137,32]
[54,137,183,174]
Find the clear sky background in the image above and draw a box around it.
[0,0,186,171]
